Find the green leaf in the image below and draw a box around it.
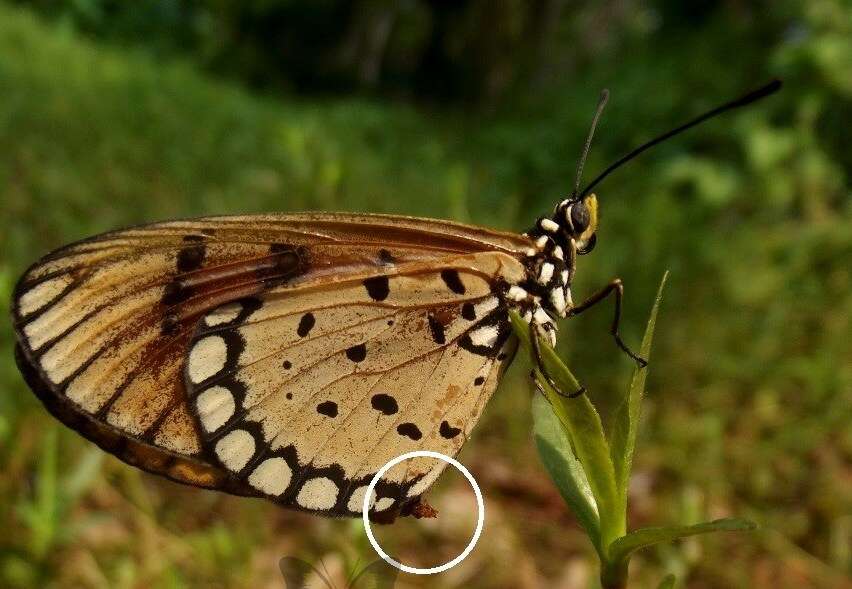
[532,393,602,554]
[608,518,757,565]
[510,311,623,548]
[610,272,668,507]
[657,574,677,589]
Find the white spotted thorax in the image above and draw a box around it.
[512,193,600,346]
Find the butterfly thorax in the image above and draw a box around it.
[507,193,600,344]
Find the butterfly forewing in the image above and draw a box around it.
[12,213,530,517]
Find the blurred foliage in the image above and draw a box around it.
[1,1,850,587]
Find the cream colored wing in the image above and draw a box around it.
[185,253,522,519]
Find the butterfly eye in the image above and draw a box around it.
[577,232,597,255]
[568,202,590,234]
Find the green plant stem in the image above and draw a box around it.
[600,559,630,589]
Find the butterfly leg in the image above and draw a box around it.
[568,278,647,368]
[528,323,587,399]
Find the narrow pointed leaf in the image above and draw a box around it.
[510,311,623,547]
[657,574,676,589]
[610,272,668,504]
[608,518,757,565]
[532,393,602,553]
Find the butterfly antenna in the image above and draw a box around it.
[573,89,610,196]
[580,79,782,197]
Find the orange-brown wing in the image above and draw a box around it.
[12,213,530,500]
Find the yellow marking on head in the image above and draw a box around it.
[581,194,598,241]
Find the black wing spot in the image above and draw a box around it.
[161,313,181,335]
[378,249,396,265]
[177,235,206,273]
[282,360,292,370]
[258,243,306,285]
[371,394,398,415]
[346,343,367,362]
[297,313,315,337]
[317,401,338,418]
[427,315,446,344]
[474,376,485,386]
[440,269,466,294]
[161,280,193,305]
[286,392,293,400]
[461,302,476,320]
[397,423,422,441]
[363,276,390,301]
[440,420,462,439]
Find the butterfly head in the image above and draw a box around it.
[553,193,598,255]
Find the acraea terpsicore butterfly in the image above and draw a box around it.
[11,81,780,522]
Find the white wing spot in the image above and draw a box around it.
[248,457,292,496]
[204,302,243,326]
[374,497,395,512]
[195,386,235,433]
[188,335,228,384]
[470,325,499,348]
[215,429,255,471]
[474,297,499,317]
[507,286,528,302]
[296,477,339,511]
[347,485,376,513]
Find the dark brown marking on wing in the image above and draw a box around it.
[440,269,465,294]
[427,315,446,344]
[461,302,476,320]
[177,235,207,273]
[397,423,422,441]
[371,394,398,415]
[439,420,462,439]
[346,343,367,362]
[377,249,396,266]
[316,401,338,418]
[297,313,316,337]
[363,276,390,301]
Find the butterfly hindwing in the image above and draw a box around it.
[12,213,530,514]
[186,256,519,518]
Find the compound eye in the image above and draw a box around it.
[568,202,590,234]
[577,232,596,255]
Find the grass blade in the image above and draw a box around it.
[610,272,668,506]
[510,311,622,548]
[657,574,677,589]
[608,518,757,565]
[532,393,602,554]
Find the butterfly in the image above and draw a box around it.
[11,81,779,522]
[279,556,398,589]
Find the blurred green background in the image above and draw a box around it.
[1,1,850,587]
